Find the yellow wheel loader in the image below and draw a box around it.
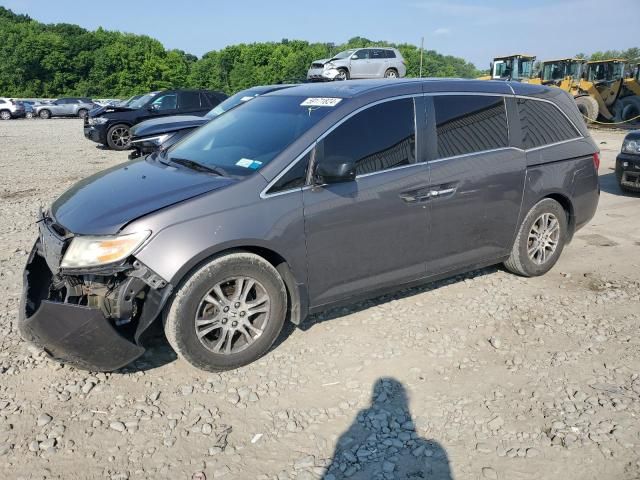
[574,59,626,122]
[477,54,536,82]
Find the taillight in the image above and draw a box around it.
[593,152,600,171]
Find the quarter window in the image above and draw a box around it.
[385,50,397,59]
[268,151,310,194]
[434,95,509,159]
[180,91,201,109]
[517,98,580,149]
[321,98,416,176]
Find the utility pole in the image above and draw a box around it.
[419,37,424,78]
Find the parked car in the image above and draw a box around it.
[615,129,640,191]
[19,79,599,372]
[84,89,227,151]
[307,47,406,81]
[129,85,295,159]
[32,97,96,119]
[21,100,36,119]
[0,98,25,120]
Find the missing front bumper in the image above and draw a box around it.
[19,243,172,371]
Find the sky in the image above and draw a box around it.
[2,0,639,68]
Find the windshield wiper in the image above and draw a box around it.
[169,157,225,176]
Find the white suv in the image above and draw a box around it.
[307,47,407,81]
[0,98,26,120]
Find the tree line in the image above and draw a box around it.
[0,7,481,98]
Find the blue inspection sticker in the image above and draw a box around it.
[236,158,263,170]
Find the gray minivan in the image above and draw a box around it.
[20,79,600,372]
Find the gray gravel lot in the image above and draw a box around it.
[0,118,639,480]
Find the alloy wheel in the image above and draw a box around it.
[0,111,10,120]
[110,127,130,148]
[527,213,560,265]
[386,70,398,78]
[194,276,271,355]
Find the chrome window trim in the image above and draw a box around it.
[259,91,585,198]
[260,94,420,199]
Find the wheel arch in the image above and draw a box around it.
[542,192,576,241]
[168,243,307,326]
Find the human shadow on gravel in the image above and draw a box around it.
[322,378,452,480]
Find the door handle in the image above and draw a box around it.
[429,187,455,197]
[400,187,431,204]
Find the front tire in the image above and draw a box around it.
[77,108,88,119]
[504,198,567,277]
[25,111,33,119]
[106,124,131,150]
[164,252,287,372]
[575,96,598,123]
[0,110,11,120]
[336,68,350,81]
[38,109,51,119]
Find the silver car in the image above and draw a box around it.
[307,47,406,81]
[33,97,95,119]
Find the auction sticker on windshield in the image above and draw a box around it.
[300,98,342,107]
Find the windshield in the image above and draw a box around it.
[167,95,336,177]
[205,88,265,119]
[332,49,357,60]
[127,92,158,109]
[120,95,143,107]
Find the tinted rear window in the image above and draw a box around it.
[385,50,396,59]
[517,98,580,149]
[434,95,509,159]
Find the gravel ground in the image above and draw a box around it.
[0,118,639,480]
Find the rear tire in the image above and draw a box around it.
[164,252,287,372]
[504,198,568,277]
[25,111,33,119]
[613,96,640,124]
[575,96,598,123]
[0,110,10,120]
[384,68,399,78]
[106,124,131,150]
[38,109,51,119]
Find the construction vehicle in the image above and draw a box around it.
[617,63,640,122]
[478,54,536,82]
[528,58,585,90]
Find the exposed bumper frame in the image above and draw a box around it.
[19,243,172,371]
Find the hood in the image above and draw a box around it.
[51,158,235,235]
[131,115,208,138]
[89,104,136,117]
[311,58,331,66]
[624,130,640,142]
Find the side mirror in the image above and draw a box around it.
[351,54,359,60]
[315,156,356,184]
[148,104,158,112]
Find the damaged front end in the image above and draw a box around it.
[19,216,172,371]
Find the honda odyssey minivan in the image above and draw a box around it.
[20,79,599,372]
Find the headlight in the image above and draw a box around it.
[323,63,335,69]
[61,231,150,268]
[89,117,108,125]
[131,133,173,146]
[622,139,640,154]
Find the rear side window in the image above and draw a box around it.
[385,50,397,59]
[371,49,385,60]
[434,95,509,159]
[180,91,201,109]
[517,98,580,149]
[204,92,223,108]
[321,98,416,176]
